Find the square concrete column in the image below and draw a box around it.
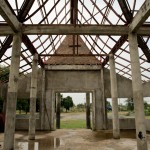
[4,32,22,150]
[128,33,148,150]
[28,54,38,140]
[101,68,108,129]
[92,91,96,130]
[86,92,91,129]
[40,69,46,130]
[51,91,56,131]
[45,90,55,131]
[109,54,120,139]
[56,93,61,129]
[94,89,106,130]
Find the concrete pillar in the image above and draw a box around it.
[86,92,91,129]
[56,93,61,129]
[128,33,148,150]
[29,54,38,140]
[92,91,96,130]
[4,32,22,150]
[44,90,51,130]
[45,90,55,130]
[109,53,120,139]
[40,69,46,130]
[50,91,56,130]
[95,89,105,130]
[101,68,107,129]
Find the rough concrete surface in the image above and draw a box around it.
[0,129,150,150]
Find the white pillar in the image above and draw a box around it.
[4,32,22,150]
[29,54,38,140]
[128,33,148,150]
[109,54,120,139]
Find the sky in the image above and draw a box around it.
[61,93,150,105]
[61,93,86,105]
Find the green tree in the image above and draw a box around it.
[61,96,73,112]
[0,65,9,82]
[77,103,85,112]
[17,99,29,114]
[144,101,149,110]
[77,103,85,109]
[126,98,134,111]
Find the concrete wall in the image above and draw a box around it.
[15,118,150,131]
[17,69,43,99]
[16,68,136,99]
[104,69,133,98]
[15,119,41,130]
[46,70,101,91]
[1,67,149,100]
[143,81,150,97]
[45,70,106,130]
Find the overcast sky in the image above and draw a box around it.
[61,93,86,105]
[61,93,150,105]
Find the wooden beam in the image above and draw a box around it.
[0,0,21,32]
[129,0,150,32]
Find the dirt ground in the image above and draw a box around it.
[0,129,150,150]
[0,113,150,149]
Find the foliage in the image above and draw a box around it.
[0,65,9,82]
[144,108,150,116]
[17,99,29,114]
[61,96,74,112]
[76,103,86,112]
[106,101,112,111]
[77,103,85,109]
[144,101,150,116]
[144,101,149,110]
[125,98,134,111]
[17,98,40,114]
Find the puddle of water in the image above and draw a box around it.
[15,137,61,150]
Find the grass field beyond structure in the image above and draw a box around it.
[61,119,86,129]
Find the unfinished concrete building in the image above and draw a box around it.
[0,0,150,150]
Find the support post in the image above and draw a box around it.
[56,93,61,129]
[128,33,148,150]
[92,91,96,130]
[109,54,120,139]
[29,54,38,140]
[40,69,46,130]
[4,32,22,150]
[101,68,107,129]
[50,91,56,131]
[86,92,91,129]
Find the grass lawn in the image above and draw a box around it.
[61,119,86,129]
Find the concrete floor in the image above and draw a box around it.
[0,129,150,150]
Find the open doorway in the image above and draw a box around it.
[55,92,92,129]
